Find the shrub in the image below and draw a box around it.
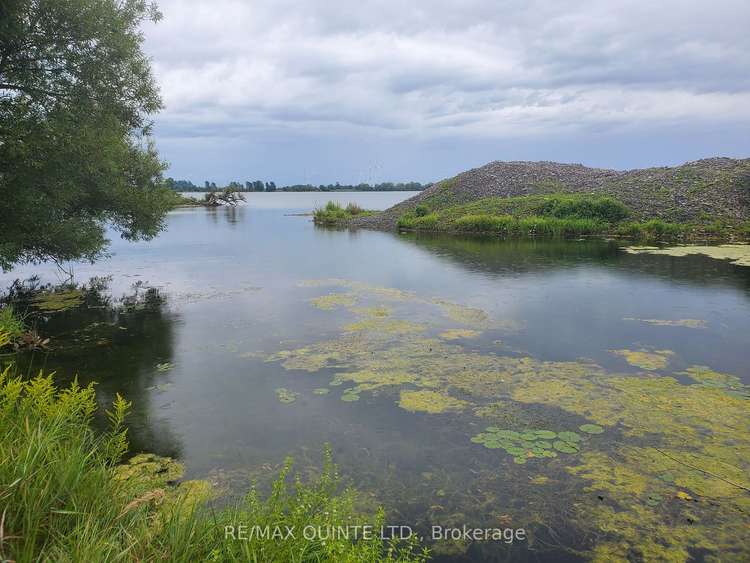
[537,195,630,222]
[414,204,430,217]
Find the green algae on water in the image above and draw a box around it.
[272,279,750,561]
[309,292,358,310]
[623,317,707,329]
[341,388,360,402]
[439,328,482,340]
[399,390,467,413]
[31,289,84,312]
[623,243,750,267]
[275,388,299,404]
[610,348,674,370]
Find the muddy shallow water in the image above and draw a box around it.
[4,192,750,562]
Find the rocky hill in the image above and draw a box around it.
[354,158,750,230]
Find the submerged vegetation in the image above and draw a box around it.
[258,278,750,561]
[0,367,427,562]
[313,201,375,226]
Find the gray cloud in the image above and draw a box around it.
[142,0,750,183]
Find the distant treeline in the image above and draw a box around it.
[165,178,427,192]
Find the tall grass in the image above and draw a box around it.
[0,367,427,562]
[313,201,372,225]
[614,219,686,240]
[400,213,605,237]
[0,305,25,349]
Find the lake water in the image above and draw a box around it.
[4,191,750,562]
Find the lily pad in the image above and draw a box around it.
[579,424,605,435]
[553,440,579,454]
[557,431,582,443]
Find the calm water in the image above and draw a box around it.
[4,191,750,561]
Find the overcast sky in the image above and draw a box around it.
[143,0,750,185]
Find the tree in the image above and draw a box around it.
[0,0,173,271]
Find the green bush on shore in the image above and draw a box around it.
[0,366,427,562]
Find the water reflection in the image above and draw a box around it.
[206,204,247,226]
[9,278,184,458]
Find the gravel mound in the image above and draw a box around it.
[354,157,750,230]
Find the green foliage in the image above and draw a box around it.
[431,214,604,237]
[579,424,605,434]
[615,220,686,240]
[394,192,728,241]
[0,367,427,562]
[536,195,630,222]
[0,0,173,270]
[313,201,374,226]
[471,426,588,463]
[414,204,430,217]
[0,305,25,345]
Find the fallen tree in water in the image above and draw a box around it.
[202,188,246,206]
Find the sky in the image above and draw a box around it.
[142,0,750,185]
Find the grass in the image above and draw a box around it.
[0,366,428,562]
[397,193,739,241]
[0,305,25,349]
[313,201,374,226]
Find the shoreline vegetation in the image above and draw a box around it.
[313,201,375,226]
[0,366,427,563]
[395,193,750,241]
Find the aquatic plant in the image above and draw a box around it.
[271,279,750,561]
[340,388,360,402]
[156,361,174,372]
[579,424,604,434]
[623,243,750,267]
[310,292,358,310]
[682,365,750,398]
[398,390,467,414]
[438,328,482,340]
[610,348,674,370]
[275,387,299,404]
[471,427,588,462]
[30,288,84,312]
[343,318,426,334]
[313,388,330,395]
[623,317,707,329]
